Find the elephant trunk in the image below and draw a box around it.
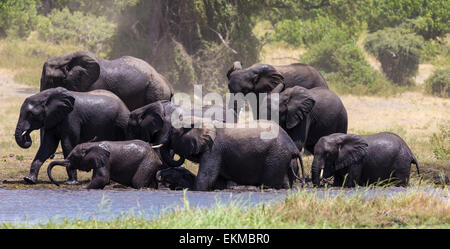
[47,160,70,186]
[311,157,324,187]
[14,121,32,149]
[160,147,185,167]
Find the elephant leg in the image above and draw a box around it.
[195,152,221,191]
[86,167,110,189]
[131,160,158,189]
[61,135,79,185]
[25,133,59,184]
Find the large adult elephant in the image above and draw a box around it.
[40,50,173,110]
[15,87,130,184]
[264,85,348,154]
[226,61,328,117]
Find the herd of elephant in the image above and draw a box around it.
[13,50,420,191]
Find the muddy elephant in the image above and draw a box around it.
[134,108,305,191]
[264,85,348,154]
[127,100,238,168]
[14,87,130,184]
[40,50,173,110]
[227,61,328,117]
[311,132,420,187]
[156,167,196,190]
[48,140,162,189]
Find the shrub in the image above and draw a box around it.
[425,68,450,98]
[302,28,390,95]
[0,0,39,38]
[364,27,424,85]
[36,8,116,54]
[272,16,338,48]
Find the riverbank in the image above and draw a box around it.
[1,187,448,229]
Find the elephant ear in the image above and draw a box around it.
[174,117,216,157]
[43,87,75,128]
[63,51,100,91]
[335,134,369,171]
[254,64,285,92]
[283,87,316,129]
[226,61,243,80]
[85,143,111,169]
[140,101,165,135]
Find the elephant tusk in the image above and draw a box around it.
[320,168,324,179]
[151,144,164,149]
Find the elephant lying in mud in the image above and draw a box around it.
[156,167,234,190]
[15,87,130,184]
[134,108,305,191]
[48,140,162,189]
[311,132,420,187]
[40,50,173,110]
[127,100,238,168]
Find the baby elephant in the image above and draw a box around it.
[47,140,162,189]
[311,132,420,187]
[156,167,196,190]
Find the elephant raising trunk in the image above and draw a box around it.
[47,160,71,186]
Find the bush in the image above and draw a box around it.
[272,16,338,48]
[425,68,450,98]
[37,8,116,54]
[364,27,424,85]
[0,0,39,38]
[302,27,390,95]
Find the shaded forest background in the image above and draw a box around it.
[0,0,449,96]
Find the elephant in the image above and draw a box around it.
[264,85,348,154]
[311,132,421,187]
[47,140,162,189]
[127,100,238,168]
[14,87,130,184]
[156,167,196,190]
[156,167,235,190]
[227,61,328,117]
[134,108,305,191]
[40,50,173,111]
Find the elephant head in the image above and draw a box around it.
[47,142,111,186]
[227,62,284,115]
[127,101,185,167]
[169,117,216,160]
[40,50,100,91]
[311,133,369,186]
[15,87,75,148]
[266,86,316,130]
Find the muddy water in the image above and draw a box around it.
[0,187,447,225]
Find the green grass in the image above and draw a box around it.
[2,187,448,229]
[0,33,86,88]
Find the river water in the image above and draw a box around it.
[0,187,447,225]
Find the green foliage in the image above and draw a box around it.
[364,27,424,85]
[272,16,338,48]
[0,0,39,38]
[430,125,450,160]
[364,0,450,40]
[425,68,450,98]
[36,8,116,54]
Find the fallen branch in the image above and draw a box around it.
[208,27,238,54]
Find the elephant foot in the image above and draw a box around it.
[23,175,37,184]
[64,180,80,185]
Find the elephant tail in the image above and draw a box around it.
[411,156,420,177]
